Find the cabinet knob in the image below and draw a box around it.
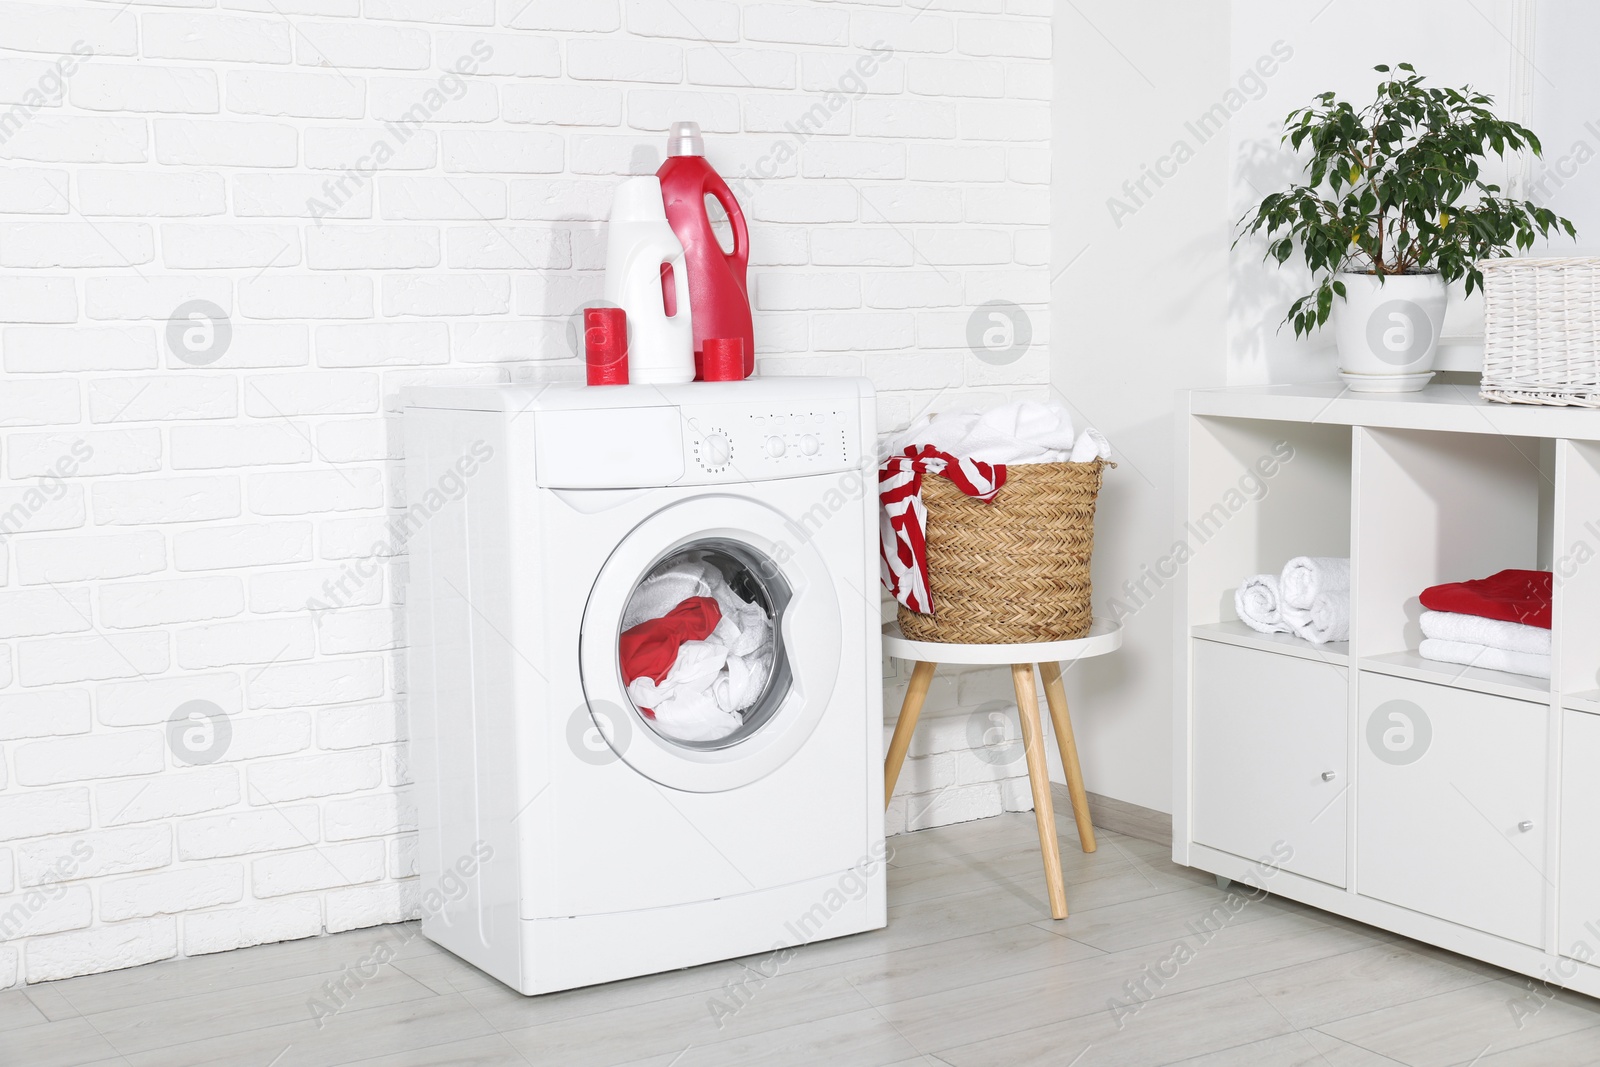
[1321,771,1337,781]
[1518,820,1535,833]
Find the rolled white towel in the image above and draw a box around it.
[1234,574,1290,635]
[1280,557,1352,610]
[1419,638,1551,680]
[1419,611,1550,656]
[1283,590,1350,644]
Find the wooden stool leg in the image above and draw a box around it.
[884,661,937,810]
[1012,663,1068,920]
[1040,660,1096,854]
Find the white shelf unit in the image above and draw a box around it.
[1175,383,1600,998]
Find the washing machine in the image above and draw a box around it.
[401,378,886,995]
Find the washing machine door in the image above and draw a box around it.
[578,494,842,792]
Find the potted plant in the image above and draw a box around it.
[1240,63,1576,391]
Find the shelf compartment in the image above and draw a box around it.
[1185,416,1352,629]
[1361,651,1550,703]
[1191,621,1348,665]
[1556,440,1600,694]
[1353,427,1552,660]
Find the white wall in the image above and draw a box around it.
[1050,0,1231,814]
[1051,0,1554,815]
[1528,1,1600,256]
[1227,0,1518,384]
[0,0,1050,988]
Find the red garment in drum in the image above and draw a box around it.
[618,596,722,686]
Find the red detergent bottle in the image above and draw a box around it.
[656,121,754,379]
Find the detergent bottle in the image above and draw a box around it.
[656,121,754,379]
[603,175,695,384]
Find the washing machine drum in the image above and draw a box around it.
[578,496,843,792]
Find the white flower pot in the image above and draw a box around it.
[1332,271,1449,392]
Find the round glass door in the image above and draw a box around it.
[578,495,841,792]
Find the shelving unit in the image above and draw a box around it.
[1175,382,1600,998]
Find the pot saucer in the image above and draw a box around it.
[1338,370,1436,393]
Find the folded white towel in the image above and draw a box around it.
[1283,590,1350,644]
[1419,611,1550,656]
[1419,638,1551,679]
[1280,557,1352,610]
[1234,574,1290,635]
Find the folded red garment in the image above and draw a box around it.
[618,596,721,686]
[1419,569,1552,629]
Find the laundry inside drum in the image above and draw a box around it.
[617,539,792,748]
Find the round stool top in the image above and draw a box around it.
[882,618,1123,665]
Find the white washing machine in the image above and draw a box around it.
[401,378,886,995]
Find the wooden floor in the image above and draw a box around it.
[8,813,1600,1066]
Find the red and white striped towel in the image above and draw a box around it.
[878,445,1005,613]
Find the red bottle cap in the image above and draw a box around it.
[584,307,628,386]
[700,337,745,382]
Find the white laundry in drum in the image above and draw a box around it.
[622,555,777,743]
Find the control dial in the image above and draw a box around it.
[800,434,820,456]
[765,436,786,458]
[695,428,733,470]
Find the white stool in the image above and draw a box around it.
[882,619,1123,920]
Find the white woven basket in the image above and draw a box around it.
[1480,257,1600,406]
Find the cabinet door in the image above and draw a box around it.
[1192,641,1348,887]
[1560,710,1600,960]
[1357,672,1548,947]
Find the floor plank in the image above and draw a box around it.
[3,1015,126,1067]
[0,988,47,1029]
[932,977,1297,1066]
[1246,940,1507,1031]
[1316,976,1600,1067]
[1167,1028,1407,1066]
[872,909,1384,1054]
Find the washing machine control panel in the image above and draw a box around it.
[683,405,859,482]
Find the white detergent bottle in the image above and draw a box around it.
[604,175,695,384]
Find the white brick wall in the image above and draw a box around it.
[0,0,1048,987]
[882,659,1080,836]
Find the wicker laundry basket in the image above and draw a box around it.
[1479,257,1600,406]
[898,459,1109,644]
